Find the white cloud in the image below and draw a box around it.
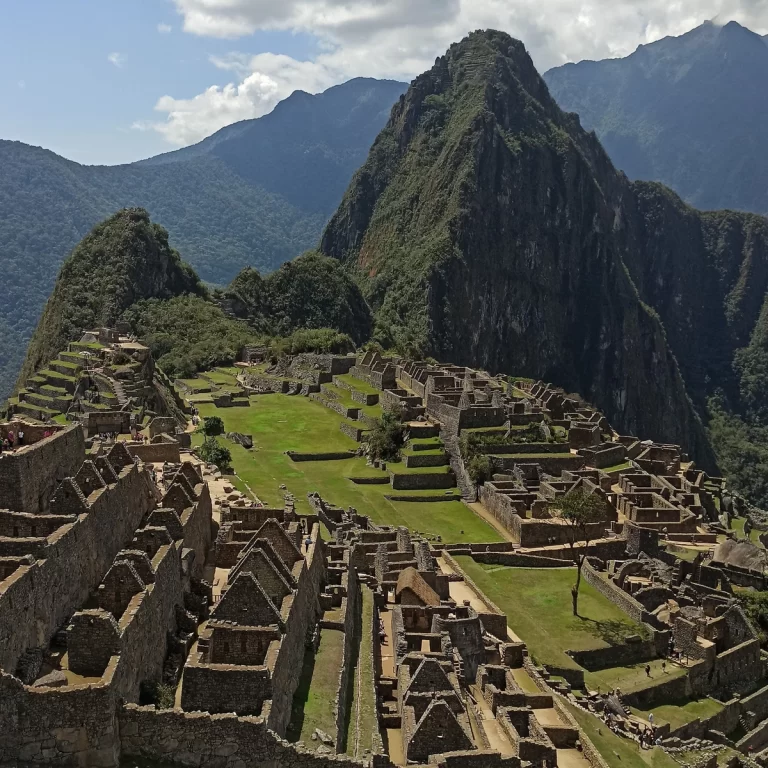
[147,0,768,145]
[17,80,25,90]
[157,23,173,34]
[108,52,126,68]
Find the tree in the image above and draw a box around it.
[367,409,405,462]
[467,454,493,486]
[198,436,232,470]
[549,488,607,616]
[201,416,224,436]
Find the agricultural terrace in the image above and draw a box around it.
[192,393,503,545]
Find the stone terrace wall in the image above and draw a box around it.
[119,704,387,768]
[266,524,326,736]
[0,463,155,673]
[335,568,360,751]
[581,559,650,625]
[0,426,85,513]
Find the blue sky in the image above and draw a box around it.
[0,0,318,165]
[1,0,765,166]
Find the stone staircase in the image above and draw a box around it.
[442,433,477,501]
[108,377,129,407]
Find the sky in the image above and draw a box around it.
[1,0,767,166]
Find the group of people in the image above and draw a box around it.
[0,428,24,453]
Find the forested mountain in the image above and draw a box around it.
[0,77,405,399]
[321,29,768,504]
[544,21,768,214]
[18,209,371,385]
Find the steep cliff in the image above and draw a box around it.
[321,30,763,469]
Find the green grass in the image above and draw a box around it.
[454,559,650,670]
[387,462,451,475]
[409,437,443,448]
[321,383,382,419]
[584,659,687,694]
[53,414,69,425]
[335,373,380,396]
[347,588,376,758]
[39,369,77,383]
[564,700,679,768]
[204,369,240,385]
[665,545,707,562]
[630,697,723,732]
[287,628,345,746]
[603,461,634,473]
[193,395,501,543]
[731,517,763,546]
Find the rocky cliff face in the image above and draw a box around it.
[320,30,768,468]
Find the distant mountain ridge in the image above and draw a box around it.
[0,77,406,399]
[544,20,768,213]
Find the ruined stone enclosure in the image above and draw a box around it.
[3,350,767,768]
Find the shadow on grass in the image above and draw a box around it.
[577,616,640,646]
[285,643,318,742]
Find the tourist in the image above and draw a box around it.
[661,660,667,674]
[645,664,651,678]
[7,430,14,447]
[17,429,24,446]
[304,535,312,552]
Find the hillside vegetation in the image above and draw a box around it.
[0,78,405,399]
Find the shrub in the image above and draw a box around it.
[367,409,405,462]
[198,436,232,470]
[467,454,493,486]
[201,416,224,436]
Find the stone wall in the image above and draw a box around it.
[118,704,380,768]
[581,560,650,625]
[85,411,131,437]
[0,463,155,673]
[287,449,358,462]
[266,524,325,735]
[335,569,360,750]
[0,667,118,766]
[0,426,85,513]
[389,471,456,491]
[127,440,181,464]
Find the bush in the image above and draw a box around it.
[201,415,224,436]
[467,454,493,486]
[367,409,405,462]
[738,590,768,646]
[198,436,232,470]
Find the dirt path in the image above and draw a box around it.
[380,609,395,677]
[469,683,515,756]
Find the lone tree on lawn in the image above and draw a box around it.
[550,488,607,616]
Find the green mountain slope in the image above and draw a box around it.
[544,21,768,214]
[0,78,405,399]
[320,29,768,497]
[18,208,204,384]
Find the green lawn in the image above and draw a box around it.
[321,383,382,419]
[731,517,763,546]
[454,559,650,670]
[335,374,380,397]
[585,659,687,694]
[630,696,723,732]
[564,701,679,768]
[193,395,501,543]
[347,588,376,758]
[287,628,345,746]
